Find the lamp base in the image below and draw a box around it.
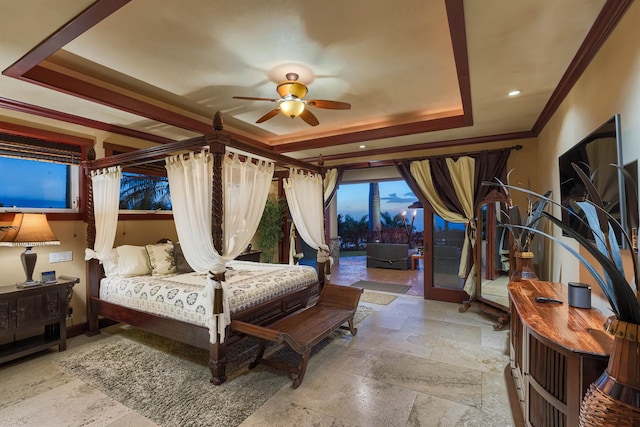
[21,247,37,284]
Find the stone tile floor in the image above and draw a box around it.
[0,260,524,426]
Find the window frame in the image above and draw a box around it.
[0,122,92,222]
[103,142,174,220]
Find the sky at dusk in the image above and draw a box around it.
[337,180,424,231]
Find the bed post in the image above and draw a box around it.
[317,154,328,288]
[208,117,228,385]
[83,154,102,336]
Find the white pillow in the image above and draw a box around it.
[101,248,119,277]
[145,242,176,276]
[116,245,152,277]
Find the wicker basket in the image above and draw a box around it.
[579,318,640,426]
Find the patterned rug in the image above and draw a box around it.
[350,280,411,294]
[52,306,372,427]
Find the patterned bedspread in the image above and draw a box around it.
[99,260,318,327]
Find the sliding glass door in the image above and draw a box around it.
[423,209,469,303]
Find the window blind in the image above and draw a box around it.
[0,132,82,165]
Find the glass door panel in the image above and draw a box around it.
[423,210,469,303]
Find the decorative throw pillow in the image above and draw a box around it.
[116,245,152,277]
[101,248,119,276]
[173,242,194,274]
[145,242,177,276]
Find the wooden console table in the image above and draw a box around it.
[508,280,613,427]
[0,277,78,364]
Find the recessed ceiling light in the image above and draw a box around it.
[508,90,521,97]
[359,145,366,149]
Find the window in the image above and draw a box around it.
[0,132,82,213]
[120,172,171,211]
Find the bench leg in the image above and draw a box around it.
[248,341,267,370]
[347,318,358,336]
[292,349,311,389]
[339,317,358,336]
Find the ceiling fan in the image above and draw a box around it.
[233,72,351,127]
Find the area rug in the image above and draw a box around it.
[52,306,372,427]
[360,291,398,305]
[350,280,411,294]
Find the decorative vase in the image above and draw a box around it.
[510,251,538,282]
[579,317,640,426]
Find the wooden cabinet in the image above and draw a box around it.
[509,280,613,426]
[0,277,78,364]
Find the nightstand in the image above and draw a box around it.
[0,276,79,364]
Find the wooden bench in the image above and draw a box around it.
[230,284,363,388]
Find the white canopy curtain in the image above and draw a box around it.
[223,150,274,256]
[288,167,340,264]
[165,149,274,343]
[410,157,478,295]
[284,168,331,271]
[323,168,339,205]
[85,166,121,262]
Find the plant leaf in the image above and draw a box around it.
[616,163,639,231]
[542,212,640,323]
[571,163,610,239]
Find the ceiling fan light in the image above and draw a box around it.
[280,100,305,118]
[277,81,308,99]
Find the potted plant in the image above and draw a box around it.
[501,164,640,425]
[491,172,552,281]
[257,197,286,264]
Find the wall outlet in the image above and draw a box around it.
[49,251,73,263]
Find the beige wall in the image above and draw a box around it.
[536,1,640,314]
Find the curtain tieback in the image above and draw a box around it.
[209,271,226,315]
[85,248,98,261]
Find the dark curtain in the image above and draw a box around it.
[397,148,511,217]
[396,148,512,279]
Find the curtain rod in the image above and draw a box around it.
[342,144,523,170]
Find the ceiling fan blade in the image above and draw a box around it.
[256,108,280,123]
[299,109,319,127]
[306,99,351,110]
[233,96,278,102]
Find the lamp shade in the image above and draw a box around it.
[0,213,60,247]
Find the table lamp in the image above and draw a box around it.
[0,213,60,285]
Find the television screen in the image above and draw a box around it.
[558,115,627,243]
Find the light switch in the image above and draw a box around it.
[49,251,73,263]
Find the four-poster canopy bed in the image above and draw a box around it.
[83,112,330,385]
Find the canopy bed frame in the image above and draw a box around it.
[83,113,328,385]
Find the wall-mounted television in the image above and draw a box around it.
[558,114,628,244]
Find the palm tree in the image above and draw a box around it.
[368,182,381,232]
[119,173,171,210]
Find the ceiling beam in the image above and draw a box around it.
[3,0,131,77]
